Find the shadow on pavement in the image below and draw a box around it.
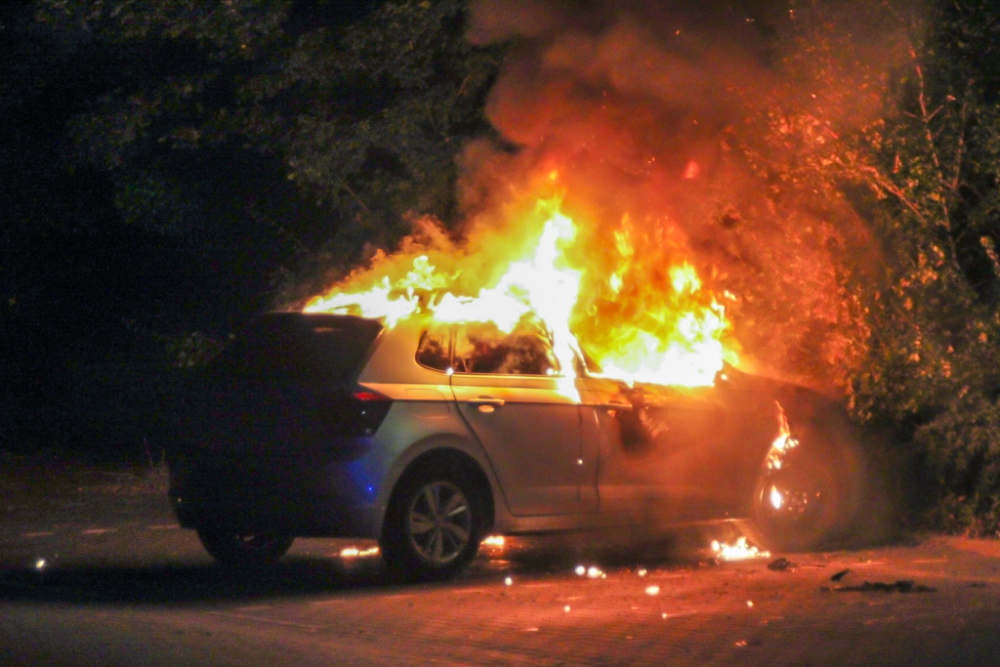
[0,533,711,606]
[0,556,401,605]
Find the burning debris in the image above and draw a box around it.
[711,537,769,562]
[339,546,380,559]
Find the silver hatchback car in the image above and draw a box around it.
[169,312,864,579]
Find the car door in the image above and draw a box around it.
[580,377,735,521]
[449,322,593,516]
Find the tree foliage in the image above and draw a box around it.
[731,0,1000,531]
[35,0,501,279]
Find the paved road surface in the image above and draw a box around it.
[2,463,999,666]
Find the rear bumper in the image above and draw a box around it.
[169,493,379,538]
[167,451,385,538]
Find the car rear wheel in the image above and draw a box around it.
[196,527,294,568]
[380,465,485,581]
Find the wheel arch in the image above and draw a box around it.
[378,442,498,539]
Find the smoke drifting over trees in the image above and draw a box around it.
[453,0,899,389]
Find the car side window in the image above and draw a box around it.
[453,321,559,376]
[415,326,451,372]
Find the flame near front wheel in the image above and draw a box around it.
[769,485,783,510]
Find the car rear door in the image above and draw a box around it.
[449,322,594,516]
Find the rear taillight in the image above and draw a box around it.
[352,390,388,402]
[350,387,393,436]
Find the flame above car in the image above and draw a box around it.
[304,197,737,388]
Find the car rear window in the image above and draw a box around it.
[453,320,559,376]
[213,313,384,385]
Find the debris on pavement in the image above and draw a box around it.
[767,557,794,571]
[821,580,936,593]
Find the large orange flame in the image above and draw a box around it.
[303,198,736,388]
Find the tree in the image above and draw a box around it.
[35,0,502,297]
[731,0,1000,532]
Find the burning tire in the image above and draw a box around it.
[750,426,862,552]
[380,463,487,581]
[196,527,294,568]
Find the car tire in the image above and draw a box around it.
[751,429,861,553]
[380,463,486,581]
[196,527,294,568]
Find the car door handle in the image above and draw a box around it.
[599,401,632,412]
[468,397,505,407]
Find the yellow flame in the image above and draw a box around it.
[766,402,799,470]
[670,263,701,294]
[711,537,769,561]
[769,485,783,509]
[339,545,380,559]
[304,198,734,389]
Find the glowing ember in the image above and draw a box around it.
[303,198,735,389]
[482,535,506,548]
[711,537,769,561]
[339,546,380,559]
[645,585,660,596]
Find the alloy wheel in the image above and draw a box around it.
[406,481,472,565]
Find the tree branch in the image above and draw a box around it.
[951,79,973,193]
[912,46,961,270]
[341,181,371,215]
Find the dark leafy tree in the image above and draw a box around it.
[732,0,1000,532]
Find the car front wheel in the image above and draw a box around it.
[380,466,485,581]
[196,527,294,568]
[751,434,862,553]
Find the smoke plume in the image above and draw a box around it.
[456,0,912,390]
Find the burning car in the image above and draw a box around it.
[168,310,864,580]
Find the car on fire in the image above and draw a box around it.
[168,312,866,580]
